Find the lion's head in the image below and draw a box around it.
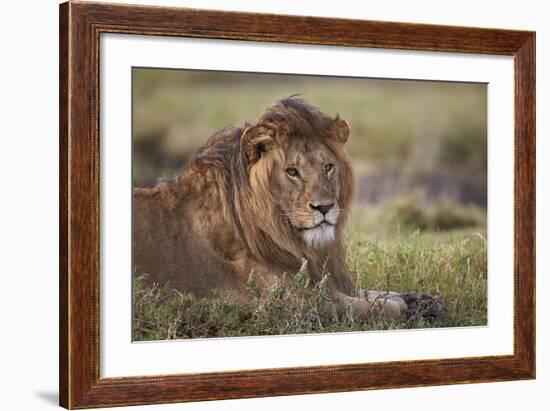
[242,98,354,249]
[181,97,355,268]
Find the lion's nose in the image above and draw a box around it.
[309,202,335,216]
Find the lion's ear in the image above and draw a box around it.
[330,117,351,144]
[241,125,274,164]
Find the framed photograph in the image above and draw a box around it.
[59,1,535,408]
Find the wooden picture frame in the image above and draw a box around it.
[59,1,535,408]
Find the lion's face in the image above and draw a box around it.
[241,98,354,255]
[271,137,343,248]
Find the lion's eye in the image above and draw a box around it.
[324,163,334,173]
[286,167,299,178]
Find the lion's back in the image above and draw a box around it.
[132,187,241,298]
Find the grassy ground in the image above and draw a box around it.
[133,202,487,341]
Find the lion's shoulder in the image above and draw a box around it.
[134,181,180,210]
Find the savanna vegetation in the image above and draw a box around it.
[132,69,488,340]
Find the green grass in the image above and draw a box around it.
[133,203,487,341]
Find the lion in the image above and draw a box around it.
[133,97,442,321]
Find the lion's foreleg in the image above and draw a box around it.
[366,291,407,310]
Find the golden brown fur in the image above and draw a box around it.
[133,97,408,318]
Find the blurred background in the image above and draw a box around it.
[132,68,487,233]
